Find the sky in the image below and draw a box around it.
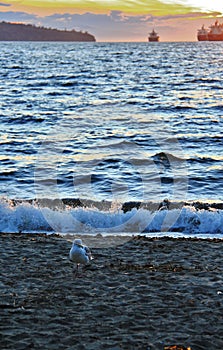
[0,1,223,41]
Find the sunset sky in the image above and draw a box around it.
[0,1,223,41]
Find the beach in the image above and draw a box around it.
[1,233,223,349]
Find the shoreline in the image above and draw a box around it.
[1,233,223,349]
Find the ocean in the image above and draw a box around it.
[0,41,223,237]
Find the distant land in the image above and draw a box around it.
[0,22,96,42]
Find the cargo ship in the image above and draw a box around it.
[148,29,159,42]
[197,20,223,41]
[197,25,208,41]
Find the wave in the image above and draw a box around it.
[0,197,223,238]
[3,115,45,124]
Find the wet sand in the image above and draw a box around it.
[0,233,223,350]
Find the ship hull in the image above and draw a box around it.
[208,34,223,41]
[148,38,159,42]
[197,35,208,41]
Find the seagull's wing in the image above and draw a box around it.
[84,246,93,260]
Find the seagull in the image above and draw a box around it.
[69,238,92,276]
[158,198,170,211]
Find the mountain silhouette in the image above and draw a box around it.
[0,22,96,42]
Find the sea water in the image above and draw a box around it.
[0,41,223,237]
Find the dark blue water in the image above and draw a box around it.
[1,41,223,235]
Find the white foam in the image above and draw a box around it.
[0,198,222,237]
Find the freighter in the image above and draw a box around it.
[148,29,159,42]
[197,20,223,41]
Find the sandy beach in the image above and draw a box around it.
[0,233,223,349]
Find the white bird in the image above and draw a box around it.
[69,238,92,276]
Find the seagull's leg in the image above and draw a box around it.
[73,263,80,277]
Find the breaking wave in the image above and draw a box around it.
[1,197,223,238]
